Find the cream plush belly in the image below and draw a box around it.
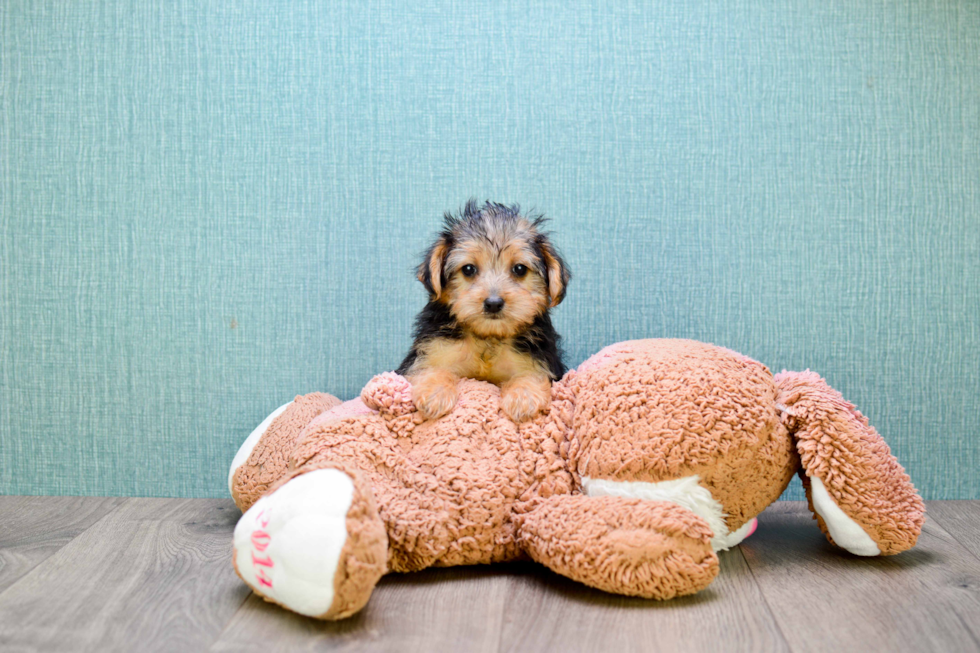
[581,475,756,551]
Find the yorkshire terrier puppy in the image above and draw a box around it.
[397,200,571,422]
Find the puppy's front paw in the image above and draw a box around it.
[501,376,551,423]
[411,371,459,420]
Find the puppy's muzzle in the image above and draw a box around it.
[483,296,505,315]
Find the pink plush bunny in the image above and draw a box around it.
[228,339,924,619]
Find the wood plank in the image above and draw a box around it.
[498,550,789,653]
[4,498,977,651]
[741,501,980,653]
[213,540,790,652]
[0,498,249,653]
[214,528,788,653]
[211,565,510,653]
[927,501,980,562]
[0,496,126,593]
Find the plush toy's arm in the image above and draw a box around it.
[776,370,925,556]
[515,495,719,599]
[361,371,416,417]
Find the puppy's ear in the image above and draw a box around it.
[539,239,571,307]
[417,235,451,299]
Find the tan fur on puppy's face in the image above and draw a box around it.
[442,231,550,339]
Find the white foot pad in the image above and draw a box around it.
[234,469,354,616]
[228,402,292,495]
[810,476,881,556]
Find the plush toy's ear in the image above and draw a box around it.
[417,236,451,300]
[539,239,571,307]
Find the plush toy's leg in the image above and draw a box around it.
[775,370,925,556]
[232,463,388,620]
[516,495,719,599]
[229,393,343,512]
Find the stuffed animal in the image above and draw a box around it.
[228,339,924,620]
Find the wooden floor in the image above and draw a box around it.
[0,498,977,653]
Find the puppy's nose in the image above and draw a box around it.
[483,296,505,314]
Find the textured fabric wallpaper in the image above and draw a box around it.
[2,1,978,499]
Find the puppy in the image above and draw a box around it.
[397,200,571,422]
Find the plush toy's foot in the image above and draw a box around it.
[229,392,342,511]
[776,370,925,556]
[233,467,388,619]
[228,401,293,494]
[516,495,719,599]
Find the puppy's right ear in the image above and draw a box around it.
[417,235,451,299]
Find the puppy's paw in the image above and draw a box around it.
[411,370,459,420]
[501,376,551,423]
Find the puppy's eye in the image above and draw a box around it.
[512,264,528,277]
[461,264,477,278]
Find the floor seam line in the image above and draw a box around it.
[737,542,794,653]
[926,504,980,566]
[205,592,256,651]
[0,497,132,600]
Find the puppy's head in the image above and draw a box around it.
[418,200,570,338]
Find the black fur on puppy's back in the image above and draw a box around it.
[513,313,566,380]
[396,301,462,375]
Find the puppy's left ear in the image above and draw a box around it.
[539,240,571,307]
[417,235,451,299]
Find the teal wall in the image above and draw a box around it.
[2,1,978,499]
